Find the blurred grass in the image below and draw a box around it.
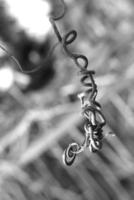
[1,0,134,200]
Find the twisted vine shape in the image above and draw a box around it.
[49,0,106,166]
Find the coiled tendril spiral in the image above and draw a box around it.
[49,0,106,166]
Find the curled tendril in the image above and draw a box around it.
[48,0,107,166]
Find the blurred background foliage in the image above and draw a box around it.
[0,0,134,199]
